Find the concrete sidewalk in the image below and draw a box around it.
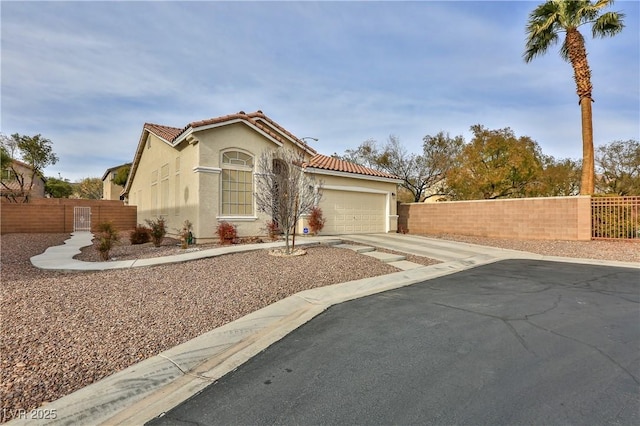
[32,231,638,272]
[13,233,640,425]
[29,231,344,272]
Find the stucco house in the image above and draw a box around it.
[102,163,130,200]
[1,159,46,201]
[123,110,401,241]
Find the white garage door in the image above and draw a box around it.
[320,190,386,234]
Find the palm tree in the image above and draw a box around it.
[524,0,625,195]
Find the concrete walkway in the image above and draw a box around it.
[13,233,639,426]
[30,231,346,272]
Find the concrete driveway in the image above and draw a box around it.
[148,259,639,425]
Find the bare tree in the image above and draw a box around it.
[342,133,463,202]
[596,140,640,195]
[338,138,381,169]
[254,148,322,254]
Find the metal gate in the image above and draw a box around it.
[591,196,640,239]
[74,207,92,231]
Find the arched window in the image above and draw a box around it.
[221,150,254,215]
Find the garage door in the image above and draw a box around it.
[320,190,386,234]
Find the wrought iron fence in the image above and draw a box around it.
[591,196,640,240]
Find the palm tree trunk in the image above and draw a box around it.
[579,98,595,195]
[566,28,595,195]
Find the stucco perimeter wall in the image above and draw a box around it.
[398,196,591,241]
[1,199,137,234]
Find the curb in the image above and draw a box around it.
[11,234,639,425]
[11,254,503,426]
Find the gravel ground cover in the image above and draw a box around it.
[421,233,640,263]
[72,231,442,267]
[1,232,637,422]
[0,233,405,423]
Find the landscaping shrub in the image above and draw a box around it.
[264,220,280,241]
[307,206,326,235]
[96,221,120,261]
[129,225,151,245]
[178,220,193,249]
[145,217,167,247]
[216,221,237,245]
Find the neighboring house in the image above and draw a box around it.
[422,179,450,203]
[102,163,131,200]
[0,159,46,201]
[124,110,401,240]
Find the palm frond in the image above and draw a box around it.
[560,38,571,62]
[593,0,615,10]
[524,1,563,62]
[527,1,562,34]
[524,31,560,62]
[571,1,601,26]
[592,11,625,37]
[524,0,624,62]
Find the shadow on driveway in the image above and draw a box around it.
[149,259,639,425]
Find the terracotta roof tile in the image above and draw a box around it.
[248,111,317,155]
[171,110,317,155]
[136,112,396,182]
[306,154,399,179]
[144,123,183,142]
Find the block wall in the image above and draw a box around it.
[398,196,591,241]
[1,199,137,234]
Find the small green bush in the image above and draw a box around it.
[96,222,120,261]
[129,225,151,245]
[216,221,237,245]
[145,217,167,247]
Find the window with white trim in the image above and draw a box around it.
[221,150,253,215]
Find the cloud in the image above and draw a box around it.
[1,0,637,181]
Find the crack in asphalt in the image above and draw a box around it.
[432,294,562,324]
[525,294,563,319]
[430,301,556,356]
[501,319,536,356]
[561,271,640,304]
[525,320,640,385]
[431,294,639,384]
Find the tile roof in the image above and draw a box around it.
[306,154,399,179]
[144,123,183,142]
[249,111,317,155]
[148,110,317,155]
[126,111,399,196]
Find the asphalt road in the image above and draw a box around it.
[148,259,639,425]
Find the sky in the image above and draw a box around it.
[1,0,638,182]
